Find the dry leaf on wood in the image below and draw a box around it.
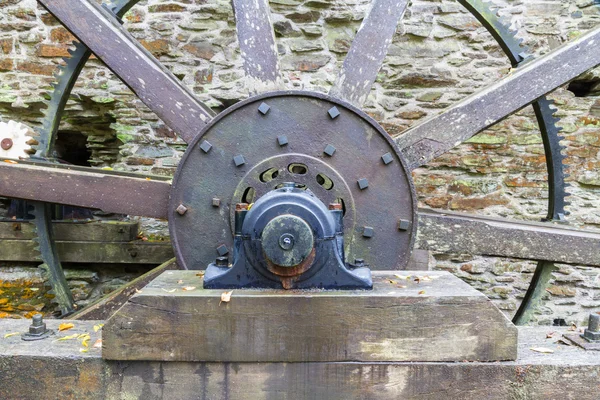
[530,347,554,354]
[3,332,19,338]
[58,322,74,332]
[92,339,102,349]
[182,286,196,291]
[93,324,104,333]
[220,290,233,305]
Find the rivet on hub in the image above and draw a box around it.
[233,154,246,167]
[398,219,411,231]
[199,140,212,153]
[362,226,374,238]
[258,102,271,115]
[277,135,288,146]
[1,138,13,151]
[216,244,229,256]
[328,106,340,119]
[357,178,369,190]
[323,144,336,157]
[176,204,188,215]
[212,198,221,207]
[381,152,394,165]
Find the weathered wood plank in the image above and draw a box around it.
[0,220,139,241]
[71,258,178,320]
[0,321,597,400]
[103,270,517,362]
[0,240,173,264]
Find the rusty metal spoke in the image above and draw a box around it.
[0,161,170,219]
[417,209,600,267]
[232,0,281,93]
[329,0,408,107]
[397,26,600,170]
[37,0,215,144]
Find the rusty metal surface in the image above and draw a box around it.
[37,0,215,144]
[170,91,417,271]
[329,0,408,107]
[0,162,170,219]
[417,208,600,267]
[397,26,600,170]
[232,0,281,93]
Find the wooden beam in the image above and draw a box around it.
[0,220,139,241]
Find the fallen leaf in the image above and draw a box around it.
[3,160,17,164]
[394,274,410,280]
[196,271,205,277]
[418,290,426,295]
[388,279,396,285]
[79,348,89,353]
[4,332,19,338]
[135,288,142,294]
[161,288,176,293]
[220,290,233,305]
[569,323,577,331]
[177,280,184,284]
[555,338,572,346]
[396,285,407,289]
[530,347,554,354]
[92,339,102,349]
[182,286,196,291]
[58,322,74,332]
[145,177,151,181]
[546,331,555,339]
[57,334,79,341]
[93,324,104,333]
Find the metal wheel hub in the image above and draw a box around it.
[169,92,418,279]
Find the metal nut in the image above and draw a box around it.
[176,204,188,215]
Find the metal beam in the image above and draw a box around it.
[397,26,600,170]
[417,208,600,266]
[330,0,408,107]
[0,161,170,219]
[37,0,215,144]
[232,0,282,93]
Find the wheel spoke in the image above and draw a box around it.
[397,26,600,170]
[37,0,215,144]
[329,0,408,107]
[232,0,281,93]
[0,161,170,219]
[417,209,600,267]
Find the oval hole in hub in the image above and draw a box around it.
[242,187,256,204]
[335,197,347,216]
[316,173,334,190]
[288,163,308,175]
[275,183,306,190]
[259,167,279,183]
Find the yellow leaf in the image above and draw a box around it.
[530,347,554,354]
[93,324,104,333]
[418,290,426,295]
[78,333,90,340]
[220,290,233,305]
[4,332,20,338]
[3,159,17,164]
[57,334,79,341]
[196,271,205,277]
[394,274,410,280]
[79,348,89,353]
[182,286,196,291]
[92,339,102,349]
[58,322,74,332]
[82,339,89,348]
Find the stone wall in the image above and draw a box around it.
[0,0,599,324]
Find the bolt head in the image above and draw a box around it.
[323,144,336,157]
[328,106,340,119]
[354,258,365,267]
[216,244,229,256]
[362,226,374,238]
[29,323,47,335]
[258,102,271,115]
[381,152,394,165]
[398,219,411,231]
[277,135,288,146]
[279,233,295,250]
[233,154,246,167]
[1,138,13,150]
[357,178,369,190]
[176,204,188,215]
[212,198,221,207]
[216,256,229,267]
[199,140,212,153]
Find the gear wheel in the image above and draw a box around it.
[31,0,571,320]
[0,120,37,159]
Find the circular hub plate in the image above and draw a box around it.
[170,91,417,270]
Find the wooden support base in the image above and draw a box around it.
[103,270,517,362]
[0,320,598,400]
